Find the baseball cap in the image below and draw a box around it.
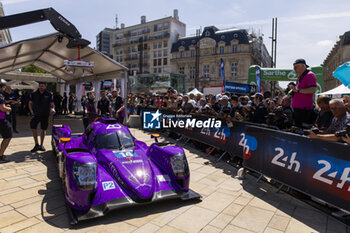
[215,94,222,102]
[293,58,309,68]
[251,92,264,99]
[220,95,229,101]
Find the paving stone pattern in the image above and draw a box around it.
[0,116,348,233]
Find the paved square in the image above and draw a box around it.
[0,116,348,232]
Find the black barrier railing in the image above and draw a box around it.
[135,108,350,214]
[139,108,263,158]
[243,125,350,213]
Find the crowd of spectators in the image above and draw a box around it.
[125,86,350,144]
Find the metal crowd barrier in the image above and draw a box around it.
[135,107,350,214]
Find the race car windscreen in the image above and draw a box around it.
[95,131,134,149]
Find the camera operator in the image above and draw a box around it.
[266,106,291,130]
[281,96,293,126]
[315,95,333,130]
[251,92,268,124]
[308,99,350,142]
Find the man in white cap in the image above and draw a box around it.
[217,95,231,118]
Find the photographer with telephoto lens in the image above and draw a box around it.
[308,99,350,142]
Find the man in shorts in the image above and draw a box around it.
[29,82,55,152]
[0,83,13,162]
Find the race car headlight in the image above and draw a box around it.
[170,154,189,177]
[73,162,97,190]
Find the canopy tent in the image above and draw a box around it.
[0,71,57,82]
[0,33,128,83]
[187,88,203,96]
[5,80,39,90]
[317,84,350,98]
[0,33,129,112]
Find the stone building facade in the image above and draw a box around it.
[97,9,185,76]
[323,31,350,91]
[170,26,271,90]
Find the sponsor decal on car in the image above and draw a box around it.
[157,175,170,182]
[113,151,139,159]
[102,181,116,191]
[106,124,122,129]
[122,159,143,164]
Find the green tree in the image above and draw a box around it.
[21,65,48,74]
[21,65,56,92]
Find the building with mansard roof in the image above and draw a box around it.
[170,26,271,90]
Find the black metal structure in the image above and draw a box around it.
[0,8,90,48]
[194,29,200,89]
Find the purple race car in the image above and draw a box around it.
[51,117,201,224]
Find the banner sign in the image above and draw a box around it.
[243,125,350,212]
[225,81,251,94]
[248,65,324,94]
[141,108,350,212]
[156,110,259,159]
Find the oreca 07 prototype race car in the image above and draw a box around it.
[51,117,201,224]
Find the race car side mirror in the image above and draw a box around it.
[59,137,71,143]
[151,133,160,142]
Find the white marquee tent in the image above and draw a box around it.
[0,33,128,111]
[187,88,203,96]
[318,84,350,98]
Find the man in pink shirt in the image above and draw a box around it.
[291,59,317,128]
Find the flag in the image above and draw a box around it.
[255,66,261,92]
[220,58,225,93]
[333,62,350,87]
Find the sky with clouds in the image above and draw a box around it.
[1,0,350,70]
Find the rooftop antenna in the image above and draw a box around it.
[115,14,118,29]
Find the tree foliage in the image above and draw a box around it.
[21,65,48,74]
[21,65,56,92]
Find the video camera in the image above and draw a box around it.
[303,127,320,136]
[335,124,350,137]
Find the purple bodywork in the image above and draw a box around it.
[51,117,201,224]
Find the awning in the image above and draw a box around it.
[0,71,57,82]
[0,33,128,83]
[317,84,350,98]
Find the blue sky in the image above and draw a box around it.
[2,0,350,69]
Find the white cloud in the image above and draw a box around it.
[1,0,33,4]
[280,11,350,23]
[222,4,246,18]
[211,10,350,29]
[317,40,333,47]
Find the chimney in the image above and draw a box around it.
[121,23,125,29]
[173,9,179,20]
[141,16,146,24]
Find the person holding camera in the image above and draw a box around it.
[251,92,268,124]
[315,95,333,130]
[308,99,350,142]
